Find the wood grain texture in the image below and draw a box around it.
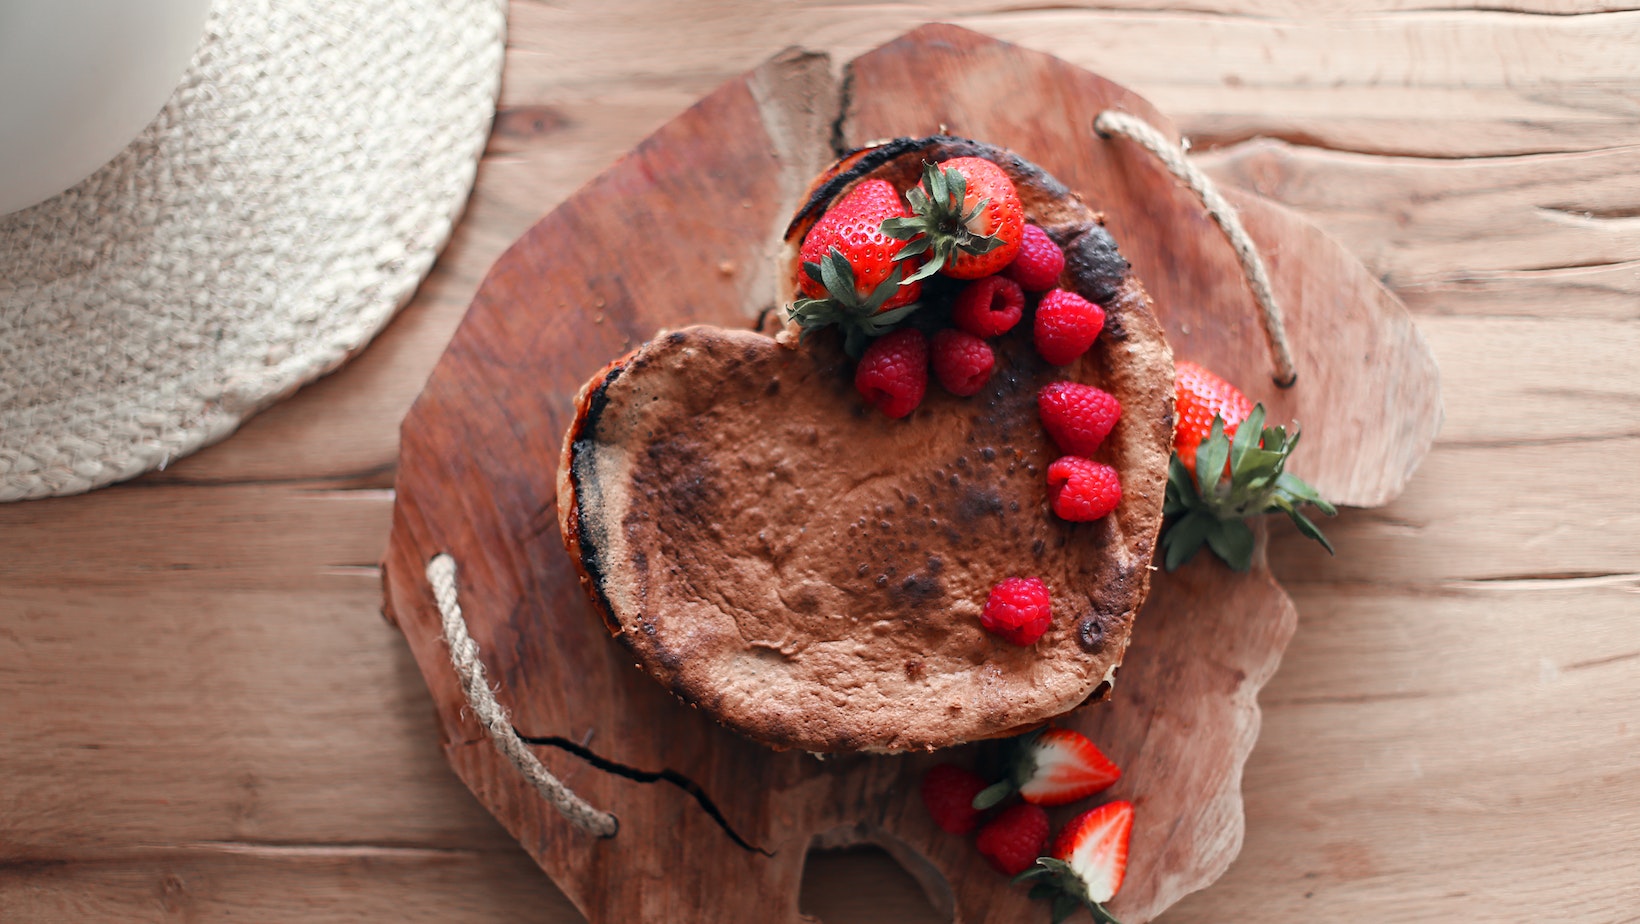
[5,3,1640,923]
[381,24,1434,924]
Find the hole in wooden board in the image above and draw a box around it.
[800,846,948,924]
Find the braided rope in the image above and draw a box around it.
[426,554,619,839]
[1094,110,1298,387]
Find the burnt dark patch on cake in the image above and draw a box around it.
[892,571,943,607]
[956,484,1005,524]
[568,362,627,632]
[1062,223,1129,306]
[638,439,721,524]
[785,135,932,237]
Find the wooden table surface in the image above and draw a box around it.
[5,3,1639,921]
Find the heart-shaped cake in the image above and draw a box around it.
[558,137,1174,753]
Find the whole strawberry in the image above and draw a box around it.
[1164,359,1336,571]
[1038,382,1121,456]
[789,180,924,355]
[975,802,1051,876]
[1033,289,1105,366]
[883,158,1024,280]
[981,577,1053,646]
[1046,457,1122,522]
[1004,223,1066,292]
[797,179,921,309]
[920,764,989,835]
[974,727,1122,809]
[854,328,928,419]
[1173,360,1253,476]
[1016,800,1134,924]
[931,329,995,397]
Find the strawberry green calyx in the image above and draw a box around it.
[787,246,921,358]
[973,730,1044,810]
[1161,404,1337,572]
[881,161,1006,283]
[1015,860,1123,924]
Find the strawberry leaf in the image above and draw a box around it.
[1162,510,1212,571]
[1051,893,1080,923]
[1204,518,1255,572]
[1286,505,1336,554]
[819,247,856,301]
[973,780,1013,811]
[879,161,1005,282]
[1229,403,1265,472]
[1193,416,1231,498]
[1160,403,1336,570]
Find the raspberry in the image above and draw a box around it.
[921,764,989,835]
[854,329,928,419]
[981,577,1053,646]
[975,803,1051,876]
[1038,382,1122,456]
[952,275,1026,339]
[1046,457,1122,522]
[1033,289,1106,366]
[931,329,995,397]
[1003,224,1066,292]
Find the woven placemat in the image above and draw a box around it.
[0,0,506,502]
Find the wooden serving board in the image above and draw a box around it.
[381,24,1440,923]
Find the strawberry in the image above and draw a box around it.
[921,764,989,835]
[788,180,924,356]
[1016,800,1134,924]
[883,158,1024,281]
[1163,360,1336,572]
[975,727,1121,809]
[975,803,1051,876]
[1173,360,1253,476]
[796,179,921,308]
[854,329,928,419]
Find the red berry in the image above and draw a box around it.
[1174,359,1255,476]
[981,577,1053,646]
[1046,457,1122,522]
[975,803,1051,876]
[1033,289,1105,366]
[1003,224,1066,292]
[1016,728,1123,806]
[931,329,995,397]
[1051,800,1134,905]
[920,764,989,835]
[854,329,928,419]
[922,157,1025,279]
[798,178,922,310]
[1038,382,1122,456]
[952,275,1025,339]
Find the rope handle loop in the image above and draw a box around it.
[1094,110,1298,388]
[426,553,619,838]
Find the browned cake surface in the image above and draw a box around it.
[559,139,1174,753]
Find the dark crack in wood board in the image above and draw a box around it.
[381,24,1440,923]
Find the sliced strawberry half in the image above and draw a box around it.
[1015,800,1134,924]
[974,727,1121,809]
